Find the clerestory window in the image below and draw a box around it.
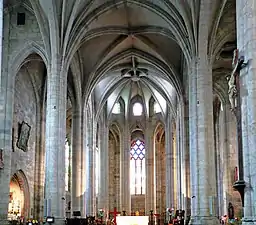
[154,102,161,113]
[112,102,121,114]
[133,102,143,116]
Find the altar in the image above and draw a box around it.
[116,216,149,225]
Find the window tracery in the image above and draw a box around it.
[130,139,145,195]
[65,139,71,192]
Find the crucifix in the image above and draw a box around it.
[227,49,247,206]
[109,207,121,225]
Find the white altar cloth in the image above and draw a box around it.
[116,216,149,225]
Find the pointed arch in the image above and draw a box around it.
[10,170,30,218]
[9,41,48,80]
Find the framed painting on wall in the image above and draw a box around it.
[16,121,31,152]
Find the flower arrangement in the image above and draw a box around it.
[227,218,242,225]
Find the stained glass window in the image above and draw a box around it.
[133,102,143,116]
[65,139,71,192]
[130,139,145,195]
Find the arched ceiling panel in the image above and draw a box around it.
[106,81,128,115]
[86,3,171,32]
[93,71,121,104]
[80,34,120,75]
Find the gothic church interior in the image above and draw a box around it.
[0,1,255,225]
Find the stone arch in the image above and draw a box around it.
[131,130,144,142]
[109,123,121,144]
[9,46,48,220]
[8,42,48,134]
[9,41,48,81]
[154,122,165,141]
[9,170,30,219]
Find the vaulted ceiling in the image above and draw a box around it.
[4,0,237,118]
[67,1,187,118]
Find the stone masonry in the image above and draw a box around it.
[0,1,252,225]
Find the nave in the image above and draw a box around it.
[1,1,255,225]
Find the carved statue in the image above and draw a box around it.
[228,202,234,219]
[228,50,239,111]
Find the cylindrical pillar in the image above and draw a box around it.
[189,15,219,222]
[145,121,154,213]
[85,114,94,215]
[165,111,174,209]
[236,1,256,223]
[120,122,130,213]
[44,65,67,224]
[98,116,109,214]
[71,106,82,214]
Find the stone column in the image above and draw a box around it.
[115,133,120,210]
[80,112,86,217]
[215,106,221,217]
[188,58,198,219]
[92,122,97,215]
[179,103,187,210]
[189,53,218,225]
[98,115,109,214]
[85,119,96,215]
[145,121,154,213]
[44,63,67,224]
[34,94,46,219]
[165,111,174,209]
[188,2,219,224]
[0,3,12,223]
[175,114,182,209]
[236,1,256,223]
[219,104,231,216]
[120,122,130,213]
[183,102,191,215]
[0,0,3,81]
[71,105,82,215]
[155,138,161,213]
[103,122,109,213]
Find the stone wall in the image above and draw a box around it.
[12,66,38,218]
[131,195,145,214]
[225,110,242,217]
[155,136,166,214]
[6,5,43,56]
[216,104,242,217]
[108,131,120,210]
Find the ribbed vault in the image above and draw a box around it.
[5,0,237,117]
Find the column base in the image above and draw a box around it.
[242,217,256,225]
[189,216,219,225]
[0,219,9,225]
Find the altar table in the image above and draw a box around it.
[116,216,149,225]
